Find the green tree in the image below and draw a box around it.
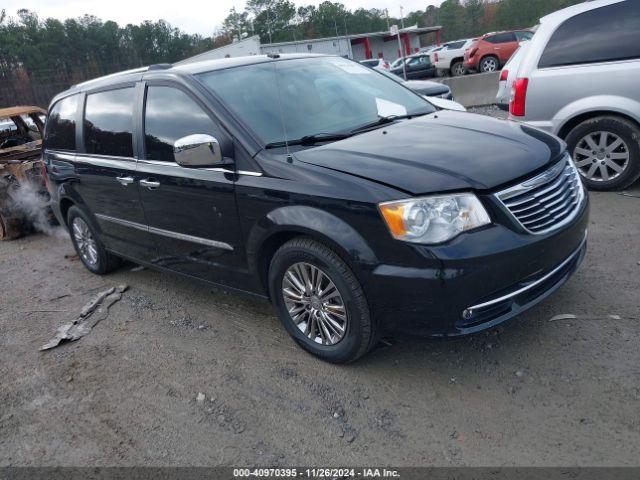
[222,7,251,41]
[437,0,466,40]
[246,0,296,43]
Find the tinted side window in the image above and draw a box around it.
[539,2,640,68]
[447,41,466,50]
[45,95,78,151]
[144,86,218,162]
[84,88,134,157]
[486,33,516,44]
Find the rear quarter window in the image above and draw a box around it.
[539,1,640,68]
[84,87,135,157]
[45,95,79,151]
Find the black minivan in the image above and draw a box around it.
[43,54,588,363]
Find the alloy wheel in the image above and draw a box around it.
[282,262,348,346]
[72,217,99,266]
[573,131,630,182]
[481,57,497,72]
[452,63,465,76]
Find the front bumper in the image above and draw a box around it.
[363,196,589,338]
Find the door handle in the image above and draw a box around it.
[140,179,160,190]
[116,176,134,186]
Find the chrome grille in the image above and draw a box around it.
[496,156,585,234]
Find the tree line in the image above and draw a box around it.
[0,9,210,81]
[216,0,587,47]
[0,0,588,77]
[0,0,586,107]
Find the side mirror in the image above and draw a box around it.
[174,134,224,168]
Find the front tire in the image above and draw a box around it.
[67,206,120,274]
[566,116,640,191]
[268,237,376,363]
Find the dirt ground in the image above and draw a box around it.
[1,182,639,467]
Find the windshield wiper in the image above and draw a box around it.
[350,110,434,134]
[265,132,353,149]
[264,110,434,149]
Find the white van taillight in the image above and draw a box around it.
[500,69,509,82]
[510,78,529,117]
[434,53,439,62]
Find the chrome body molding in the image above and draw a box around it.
[136,158,263,176]
[94,213,234,251]
[47,151,76,161]
[464,232,587,314]
[46,150,262,176]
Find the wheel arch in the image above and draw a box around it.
[246,206,379,297]
[558,110,640,140]
[59,197,76,226]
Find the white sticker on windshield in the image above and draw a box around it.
[376,98,407,117]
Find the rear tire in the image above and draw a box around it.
[268,237,377,363]
[479,56,499,73]
[67,206,121,274]
[566,116,640,191]
[450,60,465,77]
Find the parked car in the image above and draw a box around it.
[496,41,530,109]
[359,58,390,70]
[390,53,435,79]
[509,0,640,191]
[375,69,465,112]
[44,54,588,363]
[377,69,455,100]
[464,30,533,73]
[389,57,404,69]
[434,38,476,76]
[428,44,448,65]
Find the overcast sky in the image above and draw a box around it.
[3,0,446,36]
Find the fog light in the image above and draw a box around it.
[462,308,473,320]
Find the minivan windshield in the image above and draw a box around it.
[198,56,434,147]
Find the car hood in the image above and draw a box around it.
[294,111,564,194]
[404,80,449,96]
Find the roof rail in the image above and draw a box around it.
[148,63,173,70]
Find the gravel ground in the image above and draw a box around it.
[1,146,640,467]
[468,105,509,119]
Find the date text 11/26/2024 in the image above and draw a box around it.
[233,468,401,478]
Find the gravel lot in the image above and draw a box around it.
[468,105,509,119]
[1,129,639,467]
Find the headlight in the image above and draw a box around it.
[379,193,491,244]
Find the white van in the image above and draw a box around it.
[509,0,640,190]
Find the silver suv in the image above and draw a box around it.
[509,0,640,190]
